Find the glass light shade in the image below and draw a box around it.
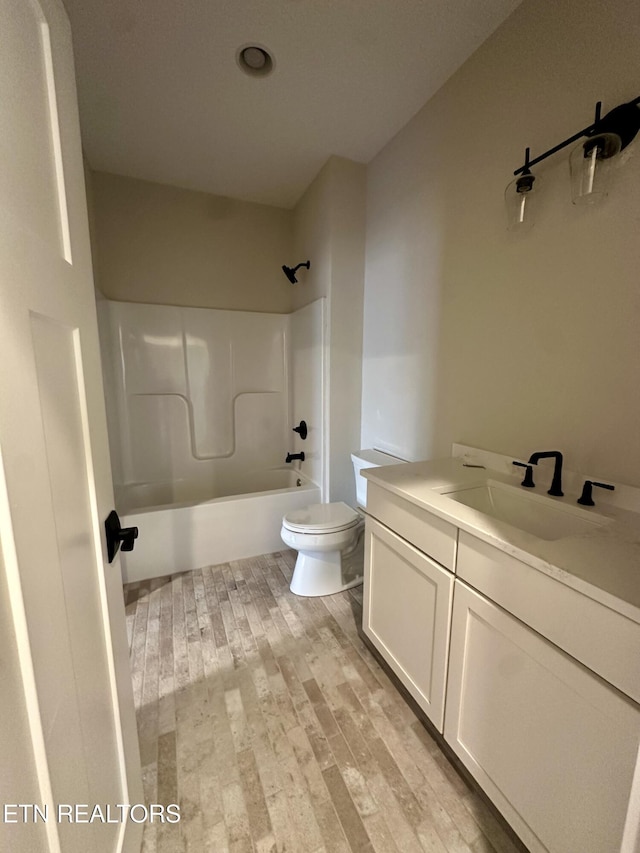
[505,172,538,232]
[569,132,621,205]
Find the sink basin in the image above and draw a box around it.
[443,480,609,541]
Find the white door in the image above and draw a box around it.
[0,1,142,852]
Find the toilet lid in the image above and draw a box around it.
[283,502,361,534]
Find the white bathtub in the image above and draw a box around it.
[117,468,319,583]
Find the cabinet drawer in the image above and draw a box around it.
[363,517,453,731]
[457,531,640,704]
[367,482,457,570]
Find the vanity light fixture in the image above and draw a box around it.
[505,147,539,231]
[507,95,640,224]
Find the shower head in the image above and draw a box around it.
[282,260,310,283]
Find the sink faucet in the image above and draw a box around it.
[527,450,564,497]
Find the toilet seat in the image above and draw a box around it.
[282,501,360,534]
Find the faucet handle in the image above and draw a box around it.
[512,460,535,488]
[577,480,615,506]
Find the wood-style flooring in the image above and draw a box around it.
[124,550,524,853]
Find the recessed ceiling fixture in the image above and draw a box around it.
[236,44,274,78]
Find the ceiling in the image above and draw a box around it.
[64,0,522,209]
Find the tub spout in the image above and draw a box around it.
[286,452,305,463]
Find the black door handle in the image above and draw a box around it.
[105,510,139,564]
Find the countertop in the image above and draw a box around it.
[363,457,640,624]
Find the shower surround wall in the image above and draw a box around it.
[105,300,292,510]
[289,299,326,496]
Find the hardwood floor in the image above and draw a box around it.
[124,550,524,853]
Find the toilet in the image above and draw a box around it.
[281,449,404,597]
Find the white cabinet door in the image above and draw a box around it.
[363,517,453,731]
[445,580,640,853]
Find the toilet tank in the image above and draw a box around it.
[351,449,405,509]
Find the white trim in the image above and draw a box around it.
[72,330,129,852]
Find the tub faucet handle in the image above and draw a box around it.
[286,452,305,464]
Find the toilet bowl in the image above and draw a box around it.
[281,502,364,597]
[281,449,405,597]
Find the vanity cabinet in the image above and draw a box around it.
[363,516,453,731]
[445,579,640,853]
[362,478,640,853]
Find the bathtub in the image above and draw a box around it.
[117,468,319,583]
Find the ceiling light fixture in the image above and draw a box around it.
[236,44,275,78]
[507,95,640,228]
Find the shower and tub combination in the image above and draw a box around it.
[98,295,325,582]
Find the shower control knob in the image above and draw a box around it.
[292,420,308,440]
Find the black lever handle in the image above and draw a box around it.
[120,528,138,552]
[105,510,139,563]
[292,420,308,440]
[577,480,615,506]
[512,460,535,488]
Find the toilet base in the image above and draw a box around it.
[289,532,364,597]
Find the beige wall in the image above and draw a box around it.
[83,156,102,295]
[291,159,334,309]
[293,157,366,504]
[362,0,640,486]
[91,171,294,312]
